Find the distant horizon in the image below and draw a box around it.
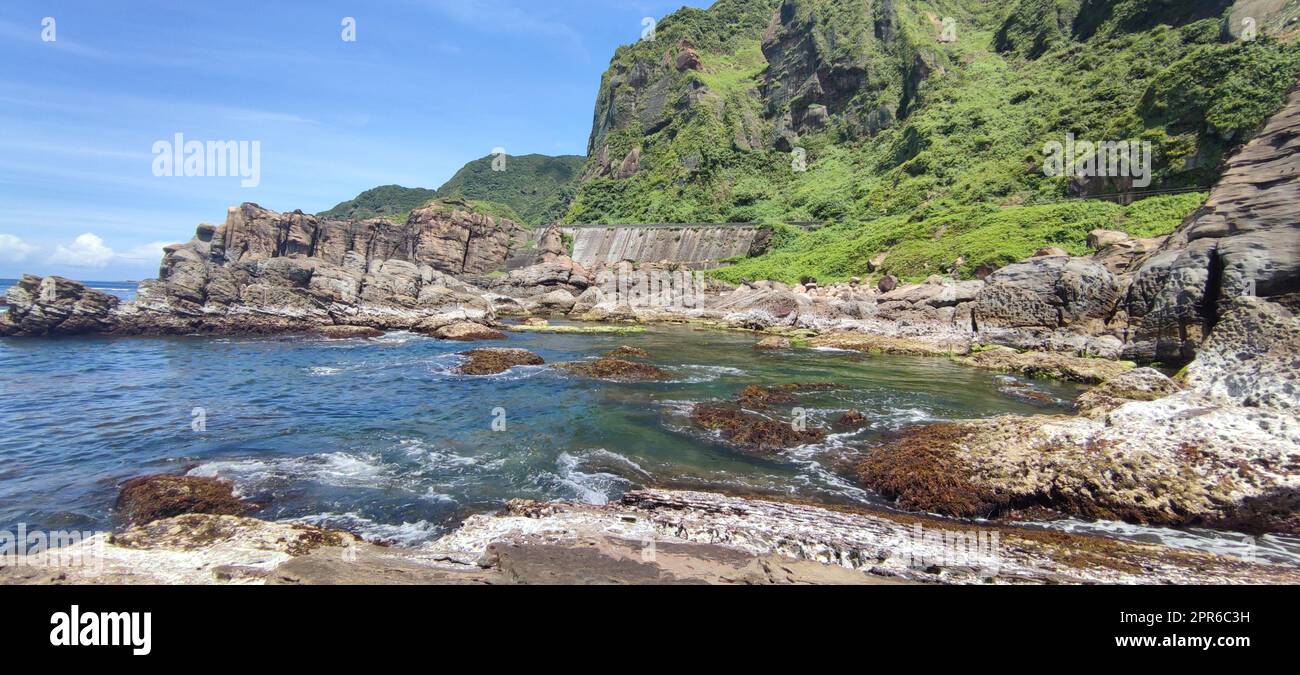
[0,0,711,280]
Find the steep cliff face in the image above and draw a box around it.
[206,202,528,277]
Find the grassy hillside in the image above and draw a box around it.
[564,0,1300,281]
[317,185,437,221]
[435,153,586,226]
[319,154,585,226]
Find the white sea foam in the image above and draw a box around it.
[189,451,389,494]
[287,512,444,546]
[548,451,635,505]
[1043,518,1300,566]
[665,365,748,384]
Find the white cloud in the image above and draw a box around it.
[47,233,117,269]
[44,234,175,270]
[0,234,37,262]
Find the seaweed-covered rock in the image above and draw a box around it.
[692,403,826,454]
[561,358,669,381]
[834,409,869,429]
[115,475,255,526]
[605,345,651,358]
[954,347,1134,383]
[735,383,833,408]
[1075,368,1180,417]
[457,348,545,376]
[314,325,384,339]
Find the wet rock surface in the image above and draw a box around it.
[858,299,1300,535]
[314,325,384,339]
[691,402,826,454]
[12,492,1297,585]
[115,475,256,526]
[561,357,670,381]
[954,347,1135,383]
[456,348,545,376]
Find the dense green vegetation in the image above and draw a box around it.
[317,185,437,221]
[320,154,585,227]
[561,0,1300,281]
[434,153,586,226]
[714,192,1206,284]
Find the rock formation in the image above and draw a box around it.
[859,297,1300,534]
[9,490,1298,585]
[2,203,529,336]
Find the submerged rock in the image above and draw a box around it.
[735,383,834,408]
[561,358,669,381]
[457,348,545,376]
[954,347,1133,383]
[605,345,650,359]
[314,325,384,339]
[691,402,826,454]
[115,475,256,526]
[754,336,792,350]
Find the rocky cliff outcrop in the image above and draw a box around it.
[2,203,528,336]
[1119,83,1300,362]
[0,275,120,336]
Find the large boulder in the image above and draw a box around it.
[0,275,120,336]
[974,257,1122,333]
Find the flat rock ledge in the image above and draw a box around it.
[4,490,1296,585]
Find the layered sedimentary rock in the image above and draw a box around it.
[1,203,527,336]
[0,275,120,336]
[9,490,1298,585]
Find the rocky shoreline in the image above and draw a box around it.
[5,482,1297,585]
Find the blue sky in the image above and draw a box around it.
[0,0,710,280]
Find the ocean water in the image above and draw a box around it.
[1,288,1295,565]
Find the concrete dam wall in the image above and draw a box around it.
[560,225,765,269]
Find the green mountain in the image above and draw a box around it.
[564,0,1300,282]
[317,185,438,221]
[319,154,585,227]
[434,153,586,226]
